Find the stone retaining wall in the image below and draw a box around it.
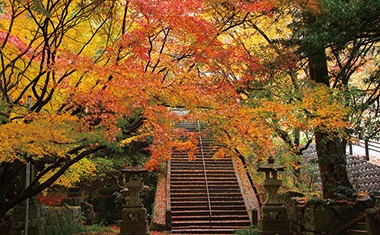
[288,196,379,234]
[10,202,81,235]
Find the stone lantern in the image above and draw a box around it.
[118,158,149,235]
[257,156,291,235]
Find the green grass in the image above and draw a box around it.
[68,224,118,234]
[235,227,258,235]
[78,224,115,232]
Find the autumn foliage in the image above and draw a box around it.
[1,0,377,217]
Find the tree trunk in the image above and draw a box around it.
[309,47,354,199]
[315,132,353,198]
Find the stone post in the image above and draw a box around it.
[118,159,149,235]
[257,156,291,235]
[61,187,83,206]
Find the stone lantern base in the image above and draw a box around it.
[119,207,149,235]
[258,204,292,235]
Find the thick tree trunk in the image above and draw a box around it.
[309,47,354,199]
[315,132,353,198]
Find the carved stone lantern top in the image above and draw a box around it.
[120,158,147,191]
[121,158,148,174]
[121,165,148,174]
[258,156,285,180]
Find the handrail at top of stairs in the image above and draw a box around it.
[197,121,213,221]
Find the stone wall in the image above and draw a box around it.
[150,172,166,231]
[287,196,378,234]
[44,206,82,235]
[10,202,81,235]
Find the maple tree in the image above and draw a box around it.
[197,1,352,195]
[241,0,380,198]
[206,0,380,198]
[0,0,280,218]
[0,0,123,217]
[1,0,375,220]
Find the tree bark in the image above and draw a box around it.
[0,145,105,219]
[309,47,354,199]
[315,132,352,198]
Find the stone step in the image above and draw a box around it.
[171,197,245,203]
[170,172,205,176]
[171,166,234,170]
[172,214,250,221]
[171,188,207,193]
[208,187,241,192]
[171,200,245,207]
[210,200,245,205]
[171,205,210,210]
[170,194,208,199]
[170,166,234,170]
[171,169,235,172]
[170,184,240,189]
[356,222,367,230]
[171,175,236,180]
[171,169,236,173]
[170,185,240,191]
[171,209,249,216]
[171,158,231,161]
[171,227,237,234]
[170,178,238,182]
[347,229,368,235]
[171,181,239,186]
[171,173,236,178]
[170,191,243,198]
[170,180,206,184]
[173,173,235,177]
[172,219,251,227]
[170,178,237,182]
[170,157,230,161]
[171,162,231,165]
[171,196,208,201]
[171,201,209,206]
[171,204,247,211]
[170,188,241,194]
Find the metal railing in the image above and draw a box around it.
[165,160,172,231]
[197,121,212,226]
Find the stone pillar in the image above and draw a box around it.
[258,156,291,235]
[118,160,149,235]
[61,187,83,206]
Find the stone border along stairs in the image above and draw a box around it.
[168,121,252,234]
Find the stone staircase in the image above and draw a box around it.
[347,217,367,235]
[168,122,251,234]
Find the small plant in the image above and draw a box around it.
[69,224,120,234]
[235,227,258,235]
[77,224,116,233]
